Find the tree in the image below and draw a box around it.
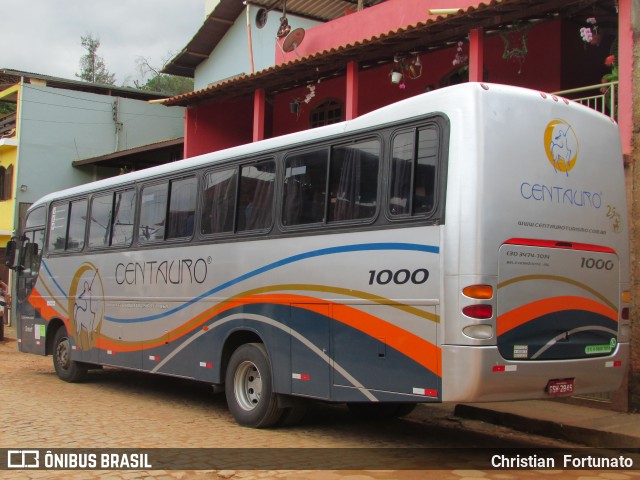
[76,34,116,85]
[133,56,193,96]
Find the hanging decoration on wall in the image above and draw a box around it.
[277,0,291,38]
[500,22,531,74]
[290,82,319,118]
[389,53,423,88]
[452,41,468,67]
[580,17,602,46]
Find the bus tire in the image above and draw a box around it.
[225,343,283,428]
[52,328,88,383]
[277,399,308,427]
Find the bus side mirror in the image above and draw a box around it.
[5,240,17,270]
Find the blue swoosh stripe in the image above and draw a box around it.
[96,242,439,323]
[41,259,68,298]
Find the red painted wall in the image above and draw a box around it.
[276,0,480,64]
[184,96,253,158]
[185,19,624,155]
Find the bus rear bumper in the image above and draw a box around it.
[440,343,629,403]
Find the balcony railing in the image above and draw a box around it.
[0,113,16,138]
[553,81,618,121]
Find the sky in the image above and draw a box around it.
[2,0,206,86]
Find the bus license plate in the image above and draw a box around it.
[546,378,575,396]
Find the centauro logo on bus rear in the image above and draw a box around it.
[520,119,602,209]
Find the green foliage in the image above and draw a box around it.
[0,102,16,116]
[138,74,193,96]
[76,34,116,85]
[133,56,193,96]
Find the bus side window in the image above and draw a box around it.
[167,176,197,239]
[67,199,87,250]
[328,139,380,222]
[237,160,275,232]
[201,168,237,235]
[282,149,328,226]
[48,199,87,252]
[389,126,439,217]
[415,127,438,214]
[389,131,413,216]
[48,203,69,253]
[140,183,168,242]
[89,193,113,248]
[111,189,136,246]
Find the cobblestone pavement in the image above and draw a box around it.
[1,327,638,480]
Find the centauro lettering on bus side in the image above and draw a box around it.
[6,83,629,428]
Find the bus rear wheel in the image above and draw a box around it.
[52,328,88,383]
[225,343,283,428]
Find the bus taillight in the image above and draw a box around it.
[462,305,493,319]
[462,285,493,299]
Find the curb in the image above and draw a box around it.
[454,404,640,449]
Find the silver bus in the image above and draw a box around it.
[6,83,630,427]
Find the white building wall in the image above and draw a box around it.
[15,83,184,206]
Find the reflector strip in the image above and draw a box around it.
[492,365,517,372]
[605,361,623,368]
[504,238,615,253]
[292,373,310,380]
[72,346,78,350]
[149,355,159,361]
[107,350,114,355]
[412,388,438,397]
[199,362,213,368]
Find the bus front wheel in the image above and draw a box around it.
[52,328,88,383]
[225,343,283,428]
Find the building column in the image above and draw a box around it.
[627,0,640,412]
[469,28,484,82]
[619,0,633,156]
[253,88,266,142]
[346,60,359,120]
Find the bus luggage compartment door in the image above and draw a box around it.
[497,242,619,361]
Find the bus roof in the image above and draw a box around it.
[30,82,610,209]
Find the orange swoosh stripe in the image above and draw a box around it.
[29,287,69,325]
[497,296,618,336]
[246,293,441,376]
[97,293,441,376]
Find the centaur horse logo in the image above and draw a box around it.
[68,262,105,350]
[544,119,579,175]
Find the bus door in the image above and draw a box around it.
[14,229,45,354]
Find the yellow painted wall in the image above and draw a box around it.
[0,147,17,240]
[0,84,20,243]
